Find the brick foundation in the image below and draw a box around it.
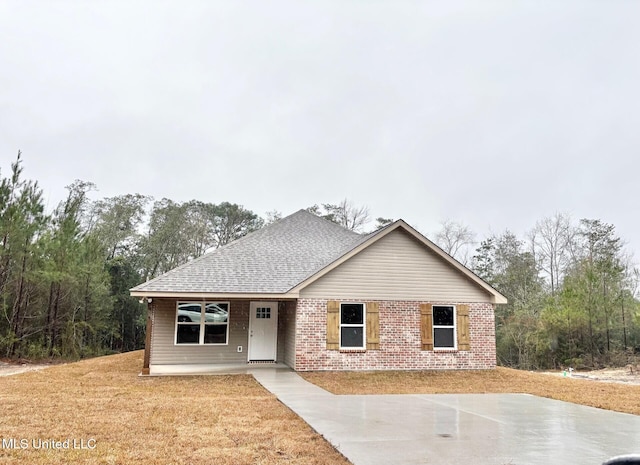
[294,298,496,371]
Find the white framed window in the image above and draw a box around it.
[340,303,366,349]
[433,305,456,350]
[175,302,229,345]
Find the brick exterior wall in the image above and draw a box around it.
[294,298,496,371]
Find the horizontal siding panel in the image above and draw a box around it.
[300,229,490,302]
[151,298,249,365]
[278,300,297,368]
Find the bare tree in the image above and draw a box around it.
[529,213,574,294]
[374,217,394,230]
[434,219,476,265]
[308,199,371,232]
[264,210,282,226]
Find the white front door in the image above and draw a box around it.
[248,301,278,361]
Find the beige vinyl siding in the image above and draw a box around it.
[277,300,297,368]
[150,298,249,365]
[299,229,491,302]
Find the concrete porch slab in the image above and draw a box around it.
[145,362,289,376]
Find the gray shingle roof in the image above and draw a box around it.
[131,209,371,294]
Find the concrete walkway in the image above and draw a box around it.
[251,368,640,465]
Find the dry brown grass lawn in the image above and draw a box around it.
[301,367,640,416]
[0,351,350,465]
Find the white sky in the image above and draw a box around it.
[1,1,639,258]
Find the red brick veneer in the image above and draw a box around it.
[294,298,496,371]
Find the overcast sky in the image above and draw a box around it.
[1,1,639,258]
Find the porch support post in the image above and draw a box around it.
[142,302,153,375]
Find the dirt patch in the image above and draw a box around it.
[543,367,640,385]
[0,363,53,377]
[0,358,63,377]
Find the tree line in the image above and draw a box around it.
[0,154,266,358]
[436,215,640,369]
[1,153,638,369]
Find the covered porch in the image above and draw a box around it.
[140,297,297,375]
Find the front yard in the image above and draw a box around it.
[0,351,349,465]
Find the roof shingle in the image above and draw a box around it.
[131,209,369,294]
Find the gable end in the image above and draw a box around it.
[298,228,493,302]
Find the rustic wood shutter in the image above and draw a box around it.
[456,304,470,351]
[366,302,380,350]
[326,300,340,350]
[420,303,433,351]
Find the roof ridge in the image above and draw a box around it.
[297,208,364,237]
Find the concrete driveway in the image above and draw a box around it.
[251,368,640,465]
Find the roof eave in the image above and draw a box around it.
[491,294,508,305]
[129,290,300,300]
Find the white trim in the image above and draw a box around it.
[432,304,457,351]
[339,302,366,350]
[132,291,299,299]
[174,301,230,346]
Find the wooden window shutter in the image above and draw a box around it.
[420,304,433,351]
[456,304,470,351]
[366,302,380,350]
[326,300,340,350]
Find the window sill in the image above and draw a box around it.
[339,349,367,353]
[433,348,459,353]
[174,343,229,346]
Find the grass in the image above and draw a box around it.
[301,367,640,415]
[0,351,350,465]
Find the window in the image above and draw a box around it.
[340,303,365,349]
[433,305,456,350]
[176,302,229,345]
[255,307,271,319]
[327,301,379,351]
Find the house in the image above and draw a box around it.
[130,210,507,375]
